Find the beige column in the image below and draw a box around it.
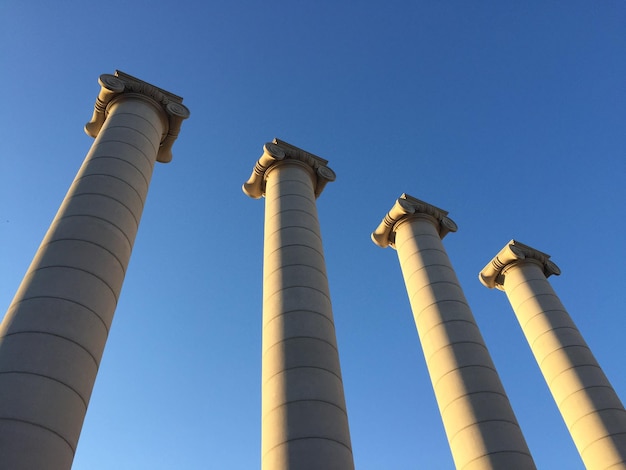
[372,194,535,470]
[480,240,626,469]
[243,139,354,470]
[0,71,189,470]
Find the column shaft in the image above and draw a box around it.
[261,160,353,470]
[245,140,353,470]
[500,260,626,469]
[393,217,535,470]
[0,73,187,470]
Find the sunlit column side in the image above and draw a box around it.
[243,139,354,470]
[480,240,626,470]
[0,71,189,470]
[372,194,536,470]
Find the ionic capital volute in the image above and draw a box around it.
[242,138,336,199]
[479,239,561,290]
[371,193,458,248]
[84,70,190,163]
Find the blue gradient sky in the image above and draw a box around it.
[1,2,625,469]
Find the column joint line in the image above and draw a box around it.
[89,155,151,186]
[0,417,76,454]
[6,295,111,332]
[0,370,89,409]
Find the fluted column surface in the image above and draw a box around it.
[394,218,535,470]
[261,161,353,470]
[502,261,626,470]
[0,96,166,469]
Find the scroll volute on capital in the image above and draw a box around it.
[85,74,126,138]
[242,143,286,199]
[371,198,416,248]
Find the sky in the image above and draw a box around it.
[1,1,625,469]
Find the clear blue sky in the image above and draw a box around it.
[1,1,625,469]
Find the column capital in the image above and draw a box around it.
[84,70,190,163]
[242,138,336,199]
[371,193,458,248]
[479,239,561,289]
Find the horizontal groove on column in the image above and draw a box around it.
[265,225,323,245]
[263,335,339,359]
[69,193,139,228]
[107,111,162,140]
[557,384,618,409]
[58,214,133,248]
[0,370,88,409]
[548,363,603,389]
[521,308,570,330]
[606,460,626,470]
[264,242,325,261]
[579,431,626,457]
[268,176,313,188]
[265,208,318,226]
[409,280,465,303]
[42,238,127,275]
[434,364,498,389]
[29,265,120,303]
[537,343,591,369]
[421,318,480,340]
[1,331,99,367]
[9,296,110,333]
[398,239,446,257]
[450,418,522,443]
[531,325,582,348]
[440,390,511,416]
[96,139,152,166]
[415,299,469,318]
[459,450,534,470]
[74,173,146,205]
[89,155,150,187]
[426,340,489,364]
[395,231,441,251]
[263,309,335,332]
[265,191,315,205]
[263,365,344,386]
[263,285,331,305]
[569,406,626,433]
[110,111,160,134]
[263,262,327,282]
[398,247,447,266]
[404,263,456,284]
[512,293,561,313]
[262,436,353,459]
[504,275,548,298]
[0,417,76,454]
[262,398,348,421]
[103,124,158,154]
[416,299,471,321]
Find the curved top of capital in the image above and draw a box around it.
[84,70,190,163]
[371,193,458,248]
[479,239,561,289]
[242,138,336,199]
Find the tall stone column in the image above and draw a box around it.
[0,71,189,470]
[372,194,535,470]
[243,139,354,470]
[480,240,626,470]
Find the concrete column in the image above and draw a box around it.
[243,139,354,470]
[372,194,535,470]
[480,240,626,470]
[0,71,189,470]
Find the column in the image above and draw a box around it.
[372,194,535,470]
[243,139,354,470]
[480,240,626,470]
[0,71,189,470]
